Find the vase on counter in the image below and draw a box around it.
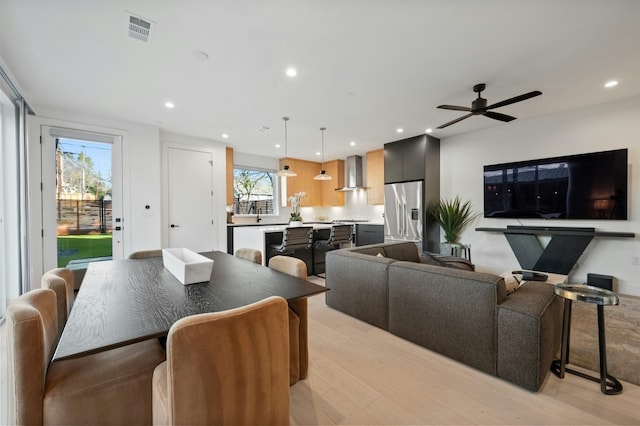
[289,220,303,227]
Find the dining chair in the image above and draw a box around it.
[6,288,166,425]
[152,296,290,425]
[234,247,263,265]
[268,255,309,385]
[128,249,163,259]
[41,267,75,337]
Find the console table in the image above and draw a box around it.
[475,226,635,275]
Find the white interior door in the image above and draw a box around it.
[167,147,214,251]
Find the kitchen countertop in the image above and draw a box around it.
[228,221,383,227]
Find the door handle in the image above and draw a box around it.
[170,224,180,228]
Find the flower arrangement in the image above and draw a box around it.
[288,191,307,222]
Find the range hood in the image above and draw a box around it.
[336,155,368,191]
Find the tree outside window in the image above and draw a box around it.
[233,167,275,215]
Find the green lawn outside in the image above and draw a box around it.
[57,234,112,267]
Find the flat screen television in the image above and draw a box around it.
[483,148,628,220]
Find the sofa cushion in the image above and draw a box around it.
[355,247,386,257]
[382,243,420,262]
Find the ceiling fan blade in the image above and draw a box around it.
[484,111,517,122]
[436,113,473,129]
[437,104,472,112]
[486,91,542,110]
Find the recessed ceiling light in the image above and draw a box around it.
[275,144,281,148]
[221,133,229,139]
[396,128,403,133]
[165,101,174,109]
[315,151,321,156]
[285,67,297,77]
[425,128,433,134]
[350,141,356,146]
[604,80,618,88]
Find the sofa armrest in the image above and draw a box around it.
[496,282,563,391]
[325,251,396,330]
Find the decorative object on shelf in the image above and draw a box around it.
[428,196,479,244]
[288,191,307,224]
[277,116,297,177]
[314,127,332,180]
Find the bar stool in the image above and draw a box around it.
[550,283,623,395]
[270,226,313,255]
[314,224,354,250]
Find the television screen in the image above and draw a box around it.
[484,149,628,220]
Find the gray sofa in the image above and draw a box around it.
[325,241,563,391]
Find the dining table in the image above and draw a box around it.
[53,250,328,361]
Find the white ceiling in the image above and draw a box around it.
[1,0,639,161]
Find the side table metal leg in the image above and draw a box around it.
[552,298,572,378]
[597,305,623,395]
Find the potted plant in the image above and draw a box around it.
[428,196,479,248]
[288,191,306,226]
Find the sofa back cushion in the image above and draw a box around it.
[353,247,387,257]
[381,242,420,262]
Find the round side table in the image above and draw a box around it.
[550,284,622,395]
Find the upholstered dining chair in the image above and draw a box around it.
[128,249,163,259]
[234,247,263,265]
[41,267,75,337]
[268,255,309,385]
[152,296,290,425]
[6,288,166,425]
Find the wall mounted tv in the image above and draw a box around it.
[483,148,628,220]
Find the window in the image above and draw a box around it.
[232,167,276,215]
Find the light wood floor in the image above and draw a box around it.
[292,277,640,425]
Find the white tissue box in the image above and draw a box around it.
[162,248,214,285]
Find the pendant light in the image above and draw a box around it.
[277,116,297,177]
[313,127,332,180]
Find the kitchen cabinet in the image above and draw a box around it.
[356,224,384,246]
[279,158,321,206]
[384,135,427,183]
[226,147,234,205]
[366,149,384,205]
[320,159,345,206]
[279,157,345,207]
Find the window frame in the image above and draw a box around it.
[231,165,279,217]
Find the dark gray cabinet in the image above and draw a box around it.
[356,224,384,246]
[384,135,429,183]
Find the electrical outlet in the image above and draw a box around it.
[633,256,640,266]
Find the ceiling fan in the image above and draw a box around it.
[436,83,542,129]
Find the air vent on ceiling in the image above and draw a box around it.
[126,12,154,42]
[257,126,271,133]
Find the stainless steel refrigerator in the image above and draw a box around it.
[384,181,423,245]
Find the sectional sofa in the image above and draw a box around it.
[325,241,563,391]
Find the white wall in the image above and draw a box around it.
[440,95,640,296]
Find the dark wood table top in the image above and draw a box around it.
[53,251,328,361]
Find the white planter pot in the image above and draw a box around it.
[289,220,304,227]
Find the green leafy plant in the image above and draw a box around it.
[428,196,479,243]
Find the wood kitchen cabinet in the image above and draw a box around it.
[226,147,234,205]
[320,159,344,206]
[279,157,321,206]
[366,149,384,205]
[279,157,345,207]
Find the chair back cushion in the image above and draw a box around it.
[158,296,290,425]
[268,255,307,279]
[7,289,58,425]
[128,249,162,259]
[235,248,263,265]
[41,268,74,335]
